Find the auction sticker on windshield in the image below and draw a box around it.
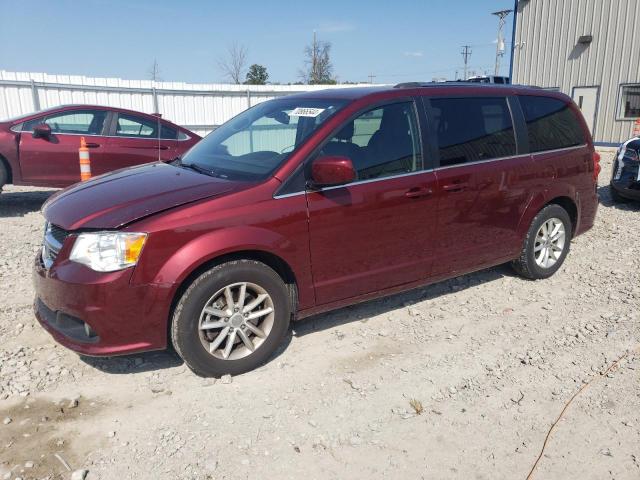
[289,107,325,117]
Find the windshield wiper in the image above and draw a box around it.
[171,157,219,177]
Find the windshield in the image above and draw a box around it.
[180,98,347,181]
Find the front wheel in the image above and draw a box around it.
[171,260,291,377]
[511,204,572,280]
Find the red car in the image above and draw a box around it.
[0,105,200,190]
[33,84,600,377]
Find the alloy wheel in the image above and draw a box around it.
[533,218,566,268]
[198,282,275,360]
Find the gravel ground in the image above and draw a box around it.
[0,150,638,480]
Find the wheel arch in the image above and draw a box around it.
[546,196,578,234]
[166,249,300,342]
[517,188,579,240]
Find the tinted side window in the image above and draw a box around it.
[115,114,177,139]
[116,114,155,137]
[161,124,178,140]
[23,110,106,135]
[319,102,422,181]
[519,96,585,152]
[430,97,516,167]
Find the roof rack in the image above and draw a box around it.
[394,81,473,88]
[394,81,542,90]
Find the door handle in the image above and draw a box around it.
[442,182,469,193]
[158,145,169,150]
[85,142,101,148]
[405,186,433,198]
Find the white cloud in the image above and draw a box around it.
[403,51,424,57]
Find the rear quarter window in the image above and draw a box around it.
[430,96,517,167]
[519,96,585,152]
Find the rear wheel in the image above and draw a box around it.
[171,260,291,377]
[511,204,572,280]
[0,161,7,193]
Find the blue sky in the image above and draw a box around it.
[0,0,515,84]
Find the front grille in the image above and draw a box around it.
[49,224,69,245]
[42,222,71,268]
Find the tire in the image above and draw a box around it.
[171,259,291,377]
[511,204,572,280]
[0,161,7,193]
[610,185,630,203]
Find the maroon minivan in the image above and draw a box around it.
[33,84,600,376]
[0,105,200,190]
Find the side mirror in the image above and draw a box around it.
[32,123,52,139]
[310,155,356,188]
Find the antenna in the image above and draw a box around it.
[157,112,161,162]
[153,82,161,162]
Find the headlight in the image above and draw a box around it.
[70,232,147,272]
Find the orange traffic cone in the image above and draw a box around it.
[633,118,640,138]
[79,137,92,181]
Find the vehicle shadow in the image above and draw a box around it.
[79,350,184,374]
[294,263,515,338]
[597,185,640,210]
[79,330,294,376]
[0,189,56,218]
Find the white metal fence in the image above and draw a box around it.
[0,71,371,137]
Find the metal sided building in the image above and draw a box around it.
[510,0,640,145]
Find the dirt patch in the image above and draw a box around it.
[0,397,105,480]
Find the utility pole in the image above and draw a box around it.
[148,59,161,82]
[461,45,472,80]
[368,73,376,84]
[492,9,512,76]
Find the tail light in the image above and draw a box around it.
[592,152,601,181]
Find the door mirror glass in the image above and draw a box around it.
[32,123,52,139]
[311,155,356,187]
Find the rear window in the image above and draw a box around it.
[430,97,517,167]
[115,113,177,140]
[519,96,585,152]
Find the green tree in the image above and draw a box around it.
[245,64,269,85]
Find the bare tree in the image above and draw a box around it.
[148,59,162,82]
[218,43,248,84]
[299,32,335,84]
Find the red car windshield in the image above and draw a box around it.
[180,98,347,181]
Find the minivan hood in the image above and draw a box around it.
[43,163,243,230]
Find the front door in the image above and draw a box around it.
[307,101,438,305]
[572,86,599,134]
[19,109,108,186]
